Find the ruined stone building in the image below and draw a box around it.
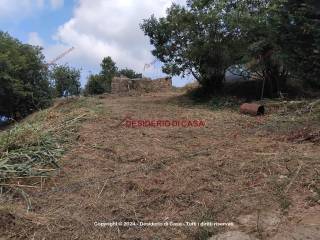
[111,76,172,94]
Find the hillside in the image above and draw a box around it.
[1,91,320,240]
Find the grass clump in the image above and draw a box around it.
[0,124,62,179]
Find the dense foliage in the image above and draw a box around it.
[50,64,81,97]
[272,0,320,89]
[141,0,320,96]
[141,1,247,92]
[0,31,52,119]
[117,68,143,79]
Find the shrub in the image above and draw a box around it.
[84,74,106,95]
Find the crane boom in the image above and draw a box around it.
[47,47,75,66]
[143,59,158,71]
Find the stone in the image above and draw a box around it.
[270,225,320,240]
[270,213,320,240]
[237,210,281,232]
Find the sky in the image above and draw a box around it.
[0,0,194,87]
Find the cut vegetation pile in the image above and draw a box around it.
[0,97,100,209]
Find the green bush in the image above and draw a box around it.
[84,74,107,95]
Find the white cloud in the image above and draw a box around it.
[50,0,64,10]
[28,32,44,47]
[53,0,186,78]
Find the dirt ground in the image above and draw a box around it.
[1,91,320,240]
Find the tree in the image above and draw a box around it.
[141,0,247,93]
[117,68,143,79]
[230,0,289,98]
[83,56,118,95]
[50,64,81,97]
[238,0,320,94]
[84,74,106,95]
[100,56,118,92]
[271,0,320,89]
[0,31,52,119]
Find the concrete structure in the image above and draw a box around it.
[111,76,172,94]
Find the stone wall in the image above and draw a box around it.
[153,77,172,90]
[132,79,154,92]
[111,76,172,94]
[111,77,131,93]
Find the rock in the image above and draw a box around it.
[270,213,320,240]
[208,231,258,240]
[237,210,281,232]
[270,225,320,240]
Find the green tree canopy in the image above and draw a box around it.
[141,0,248,93]
[0,31,52,119]
[101,56,118,79]
[100,57,118,92]
[50,64,81,97]
[272,0,320,89]
[117,68,142,79]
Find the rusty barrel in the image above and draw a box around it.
[240,103,265,116]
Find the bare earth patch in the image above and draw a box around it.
[1,91,319,240]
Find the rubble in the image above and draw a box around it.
[111,76,172,94]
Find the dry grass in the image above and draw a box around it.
[1,92,319,240]
[0,97,101,211]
